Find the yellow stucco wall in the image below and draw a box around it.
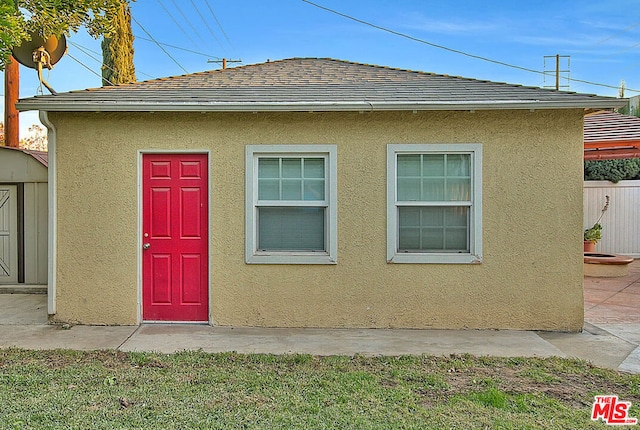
[50,109,585,330]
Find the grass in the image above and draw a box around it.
[1,349,639,429]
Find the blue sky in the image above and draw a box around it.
[3,0,640,137]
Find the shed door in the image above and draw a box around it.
[0,185,18,284]
[142,154,209,322]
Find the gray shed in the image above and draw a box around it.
[0,146,48,285]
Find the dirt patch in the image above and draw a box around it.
[416,358,640,409]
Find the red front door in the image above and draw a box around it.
[142,153,209,322]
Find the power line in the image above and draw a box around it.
[131,15,189,74]
[303,2,545,74]
[135,36,221,59]
[593,21,640,47]
[204,0,234,49]
[302,0,640,94]
[170,0,207,48]
[602,41,640,60]
[67,42,102,58]
[69,41,155,80]
[156,0,199,48]
[189,0,224,51]
[67,53,115,85]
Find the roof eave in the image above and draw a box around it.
[16,99,627,113]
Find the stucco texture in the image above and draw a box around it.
[50,109,585,330]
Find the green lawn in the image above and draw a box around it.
[1,349,638,429]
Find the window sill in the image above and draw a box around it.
[246,252,337,265]
[387,253,482,264]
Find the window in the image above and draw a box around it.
[387,144,482,264]
[246,145,337,264]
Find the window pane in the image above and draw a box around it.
[421,178,445,201]
[420,207,444,226]
[421,228,444,250]
[258,207,325,251]
[304,158,325,178]
[304,179,325,201]
[397,153,471,202]
[397,154,421,176]
[282,158,302,178]
[445,178,471,201]
[447,207,469,227]
[423,154,445,176]
[282,179,302,200]
[258,158,280,178]
[446,228,468,250]
[399,227,421,249]
[398,178,421,200]
[447,154,470,176]
[258,179,280,200]
[398,206,420,226]
[258,157,326,202]
[398,207,469,252]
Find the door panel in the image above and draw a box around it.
[143,154,208,321]
[0,185,18,284]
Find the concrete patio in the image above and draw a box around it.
[0,259,639,373]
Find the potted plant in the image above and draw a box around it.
[584,195,609,252]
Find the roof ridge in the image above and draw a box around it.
[72,57,591,97]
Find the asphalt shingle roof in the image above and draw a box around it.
[584,111,640,143]
[16,58,626,112]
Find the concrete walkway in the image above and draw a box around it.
[1,260,639,373]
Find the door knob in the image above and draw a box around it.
[143,243,151,250]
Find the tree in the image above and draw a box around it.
[0,0,128,70]
[584,159,640,183]
[19,123,47,151]
[0,121,4,145]
[101,0,135,86]
[0,1,24,69]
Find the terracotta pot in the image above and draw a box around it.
[584,240,596,252]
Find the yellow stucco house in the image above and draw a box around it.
[17,58,626,331]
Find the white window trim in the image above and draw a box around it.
[246,145,337,264]
[387,144,482,264]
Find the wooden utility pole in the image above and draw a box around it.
[4,55,19,147]
[555,54,560,91]
[206,58,242,70]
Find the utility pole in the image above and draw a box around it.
[4,0,19,147]
[4,55,19,147]
[207,58,242,70]
[555,54,559,91]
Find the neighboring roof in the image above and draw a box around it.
[584,111,640,160]
[0,145,48,167]
[27,149,48,167]
[17,58,626,113]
